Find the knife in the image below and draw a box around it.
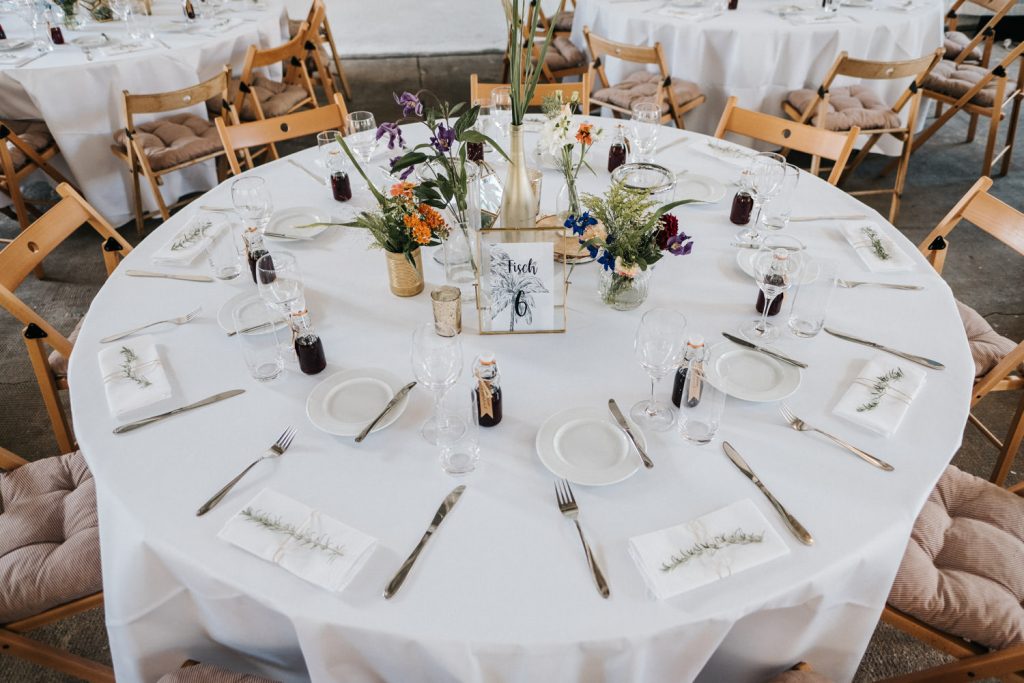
[722,333,808,369]
[288,159,327,186]
[607,399,653,469]
[265,231,314,241]
[722,441,814,546]
[355,382,417,443]
[226,320,287,337]
[789,213,867,222]
[113,389,245,433]
[126,269,214,283]
[384,485,465,599]
[824,328,945,370]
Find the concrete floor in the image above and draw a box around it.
[0,49,1021,683]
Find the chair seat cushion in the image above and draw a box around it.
[0,451,100,624]
[113,113,222,173]
[593,70,702,113]
[157,662,281,683]
[944,30,983,63]
[46,317,82,380]
[923,59,999,108]
[553,10,574,31]
[888,465,1024,650]
[785,85,902,131]
[543,36,586,72]
[287,18,303,39]
[956,299,1020,378]
[229,75,311,121]
[3,120,55,172]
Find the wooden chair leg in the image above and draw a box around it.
[144,169,171,223]
[890,134,913,224]
[0,629,114,683]
[999,91,1022,176]
[990,391,1024,486]
[981,109,1000,177]
[130,164,145,235]
[967,112,980,142]
[23,334,74,453]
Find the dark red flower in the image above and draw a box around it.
[656,213,679,250]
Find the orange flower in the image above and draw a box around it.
[404,213,432,245]
[420,204,446,230]
[575,123,593,146]
[390,182,415,199]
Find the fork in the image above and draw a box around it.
[836,279,923,291]
[99,306,202,343]
[778,404,894,472]
[196,427,297,516]
[554,479,610,598]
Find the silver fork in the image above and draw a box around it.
[836,279,923,291]
[554,479,610,598]
[778,404,894,472]
[196,427,297,516]
[100,306,202,343]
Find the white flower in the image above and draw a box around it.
[614,257,640,278]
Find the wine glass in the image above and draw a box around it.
[736,152,786,243]
[741,235,804,342]
[256,251,304,313]
[631,308,688,431]
[411,323,464,445]
[231,176,273,232]
[490,86,512,139]
[317,129,343,177]
[346,111,377,163]
[630,101,661,162]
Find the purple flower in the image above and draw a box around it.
[390,155,414,180]
[376,122,405,150]
[430,121,456,153]
[597,249,616,271]
[665,231,694,256]
[394,91,423,118]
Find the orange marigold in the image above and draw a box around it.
[575,123,594,146]
[404,213,432,245]
[390,181,415,199]
[419,204,446,230]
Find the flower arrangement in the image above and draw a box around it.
[540,92,602,220]
[347,179,448,264]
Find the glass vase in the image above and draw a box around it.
[442,220,478,299]
[499,124,536,229]
[556,179,581,229]
[598,267,652,311]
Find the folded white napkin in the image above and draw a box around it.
[840,221,914,273]
[98,335,172,417]
[658,5,717,19]
[100,42,158,56]
[694,138,756,168]
[629,498,790,600]
[152,213,226,265]
[833,354,927,436]
[219,488,377,593]
[788,12,855,23]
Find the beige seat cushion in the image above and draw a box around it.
[923,59,999,107]
[543,36,586,72]
[553,10,573,31]
[0,451,100,624]
[113,113,222,172]
[785,85,901,131]
[46,317,83,380]
[593,69,702,114]
[228,75,311,121]
[956,299,1020,379]
[767,669,834,683]
[944,30,983,63]
[287,17,303,39]
[157,662,281,683]
[888,465,1024,650]
[3,120,55,172]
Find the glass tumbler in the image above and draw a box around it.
[436,389,480,475]
[204,227,242,280]
[232,299,283,381]
[762,163,800,231]
[677,363,727,445]
[788,258,838,338]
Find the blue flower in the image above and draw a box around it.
[394,91,423,117]
[563,211,597,236]
[430,121,456,153]
[597,249,615,271]
[389,155,414,180]
[376,122,405,150]
[666,231,694,256]
[585,244,599,259]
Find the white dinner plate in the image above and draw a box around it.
[535,407,645,486]
[71,35,112,48]
[0,40,30,52]
[675,173,726,203]
[735,241,815,284]
[267,206,332,241]
[216,292,279,333]
[306,368,410,436]
[704,343,801,402]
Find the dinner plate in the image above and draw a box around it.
[216,292,279,333]
[536,407,645,486]
[735,241,815,284]
[267,206,332,241]
[306,368,410,436]
[71,35,111,48]
[0,40,31,52]
[703,343,801,402]
[675,173,726,203]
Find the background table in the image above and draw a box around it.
[68,121,973,682]
[0,0,287,224]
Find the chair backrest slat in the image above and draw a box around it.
[836,51,943,82]
[122,67,231,119]
[961,191,1024,257]
[469,74,590,114]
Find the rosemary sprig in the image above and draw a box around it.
[860,225,890,261]
[707,140,753,159]
[170,220,211,251]
[240,508,345,562]
[119,346,151,388]
[660,529,765,572]
[856,367,905,412]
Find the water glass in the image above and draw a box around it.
[762,163,800,231]
[231,176,273,231]
[788,258,838,338]
[736,152,786,242]
[256,251,304,314]
[490,86,512,138]
[677,363,727,445]
[411,323,463,444]
[346,111,377,163]
[204,225,242,280]
[631,308,688,431]
[436,389,479,476]
[630,101,661,162]
[317,130,343,177]
[232,300,283,381]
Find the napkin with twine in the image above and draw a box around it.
[833,354,927,436]
[98,335,172,417]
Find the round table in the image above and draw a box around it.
[0,0,287,224]
[571,0,944,154]
[68,119,973,683]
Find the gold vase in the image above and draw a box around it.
[499,124,537,229]
[385,249,424,297]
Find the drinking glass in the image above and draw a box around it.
[490,86,512,139]
[741,235,804,341]
[411,323,463,444]
[762,163,800,231]
[630,101,661,162]
[346,111,377,163]
[231,176,273,232]
[204,225,242,280]
[317,130,343,178]
[436,388,479,475]
[788,258,837,338]
[630,308,688,431]
[677,362,727,445]
[232,299,283,381]
[736,152,786,243]
[256,251,304,314]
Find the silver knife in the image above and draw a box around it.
[199,205,235,213]
[722,332,808,369]
[226,320,287,337]
[384,485,465,599]
[288,159,327,186]
[113,389,245,433]
[265,231,313,241]
[355,382,416,443]
[722,441,814,546]
[607,399,653,469]
[824,328,945,370]
[789,213,867,222]
[126,269,214,283]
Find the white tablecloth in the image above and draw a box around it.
[68,121,974,683]
[0,0,288,224]
[572,0,944,154]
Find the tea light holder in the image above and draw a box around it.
[431,286,462,337]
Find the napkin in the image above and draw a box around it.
[152,213,226,265]
[693,138,756,168]
[100,42,158,56]
[788,12,856,23]
[219,489,377,593]
[658,6,717,19]
[840,221,915,273]
[629,498,789,600]
[833,354,927,436]
[98,335,172,417]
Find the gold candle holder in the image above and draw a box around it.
[431,286,462,337]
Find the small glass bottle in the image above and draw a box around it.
[728,0,739,9]
[331,170,352,202]
[756,249,789,316]
[473,353,502,427]
[608,125,628,173]
[291,308,326,375]
[729,191,753,225]
[46,8,64,45]
[243,226,271,284]
[183,0,196,21]
[671,335,704,408]
[0,23,6,40]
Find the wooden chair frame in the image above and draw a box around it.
[714,96,860,185]
[945,0,1013,68]
[469,73,591,114]
[216,97,350,176]
[536,0,576,37]
[509,0,588,83]
[296,0,351,99]
[111,67,235,234]
[583,26,706,130]
[0,184,132,452]
[781,49,943,224]
[0,445,112,683]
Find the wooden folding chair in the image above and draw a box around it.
[536,0,576,37]
[714,97,860,185]
[289,0,351,100]
[504,0,588,83]
[232,23,319,132]
[469,73,590,114]
[0,120,76,240]
[781,49,942,223]
[111,67,236,234]
[0,184,132,452]
[0,445,111,683]
[216,97,350,176]
[584,26,705,129]
[943,0,1012,66]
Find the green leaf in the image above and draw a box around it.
[390,151,429,173]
